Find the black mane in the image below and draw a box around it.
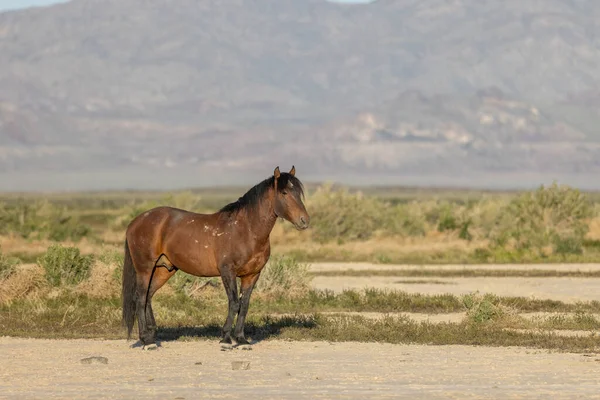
[219,173,304,213]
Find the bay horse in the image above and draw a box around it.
[122,166,310,348]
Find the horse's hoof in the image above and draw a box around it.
[234,337,250,346]
[220,336,233,344]
[142,343,158,351]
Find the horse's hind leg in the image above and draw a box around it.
[145,266,177,338]
[135,269,155,347]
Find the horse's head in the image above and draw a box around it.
[273,166,310,230]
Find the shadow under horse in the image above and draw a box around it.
[122,166,310,348]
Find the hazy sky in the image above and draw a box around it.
[0,0,373,12]
[0,0,68,11]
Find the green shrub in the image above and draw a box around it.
[553,236,584,255]
[0,201,44,238]
[98,248,124,266]
[490,182,593,255]
[37,245,93,287]
[256,255,312,297]
[437,205,458,232]
[458,219,473,241]
[382,202,427,237]
[306,184,387,243]
[46,209,91,242]
[0,247,21,280]
[462,293,506,324]
[0,200,91,242]
[112,200,161,230]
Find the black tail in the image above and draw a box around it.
[122,238,137,340]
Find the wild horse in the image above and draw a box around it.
[122,166,310,348]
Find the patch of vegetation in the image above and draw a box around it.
[0,200,91,241]
[0,247,20,280]
[463,293,510,324]
[169,273,220,298]
[256,255,312,297]
[306,184,388,243]
[37,245,94,287]
[2,294,599,353]
[1,182,600,265]
[490,182,593,257]
[529,312,600,331]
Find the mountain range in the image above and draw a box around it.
[1,0,600,191]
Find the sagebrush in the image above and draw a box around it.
[37,244,94,287]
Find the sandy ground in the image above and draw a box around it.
[311,276,600,303]
[308,262,600,303]
[2,337,600,400]
[309,262,600,272]
[4,262,600,398]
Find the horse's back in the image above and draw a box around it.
[126,206,193,236]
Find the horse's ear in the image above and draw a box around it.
[289,165,296,176]
[274,166,281,179]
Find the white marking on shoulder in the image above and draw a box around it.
[195,240,198,243]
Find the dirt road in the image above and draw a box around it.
[2,337,600,399]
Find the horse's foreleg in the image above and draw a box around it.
[233,273,260,345]
[219,265,239,345]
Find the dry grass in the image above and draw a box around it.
[586,216,600,240]
[0,264,47,304]
[0,235,102,259]
[273,235,479,256]
[74,260,121,299]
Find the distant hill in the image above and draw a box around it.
[1,0,600,191]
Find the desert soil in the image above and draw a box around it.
[309,262,600,303]
[3,337,600,399]
[3,262,600,399]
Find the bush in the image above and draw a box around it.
[0,200,91,242]
[462,293,507,324]
[0,247,20,280]
[382,202,427,237]
[256,255,312,297]
[112,200,161,230]
[437,205,458,232]
[46,209,91,242]
[0,201,44,238]
[490,182,593,255]
[97,248,125,283]
[306,184,388,243]
[37,245,93,287]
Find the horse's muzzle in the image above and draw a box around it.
[296,215,310,230]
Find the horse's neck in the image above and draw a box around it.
[244,194,277,242]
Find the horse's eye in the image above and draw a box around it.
[282,190,288,195]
